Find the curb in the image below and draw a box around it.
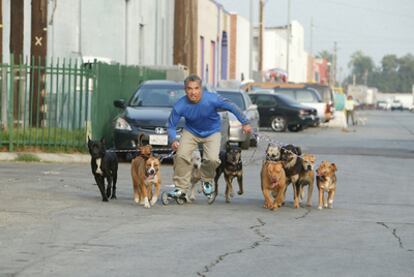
[0,152,90,163]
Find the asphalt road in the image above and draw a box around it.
[1,110,414,277]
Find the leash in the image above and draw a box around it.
[240,132,305,166]
[105,148,175,162]
[159,151,176,162]
[102,132,302,165]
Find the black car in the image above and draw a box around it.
[248,92,318,132]
[112,80,229,160]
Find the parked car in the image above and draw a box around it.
[304,83,335,121]
[376,100,389,110]
[390,100,403,111]
[248,91,318,132]
[112,80,229,160]
[273,87,327,125]
[216,89,260,149]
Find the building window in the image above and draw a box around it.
[210,41,216,85]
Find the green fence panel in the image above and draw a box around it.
[91,63,167,147]
[0,55,93,152]
[0,57,167,152]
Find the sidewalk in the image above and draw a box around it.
[0,152,90,163]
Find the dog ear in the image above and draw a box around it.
[331,163,337,171]
[226,141,232,151]
[295,146,302,156]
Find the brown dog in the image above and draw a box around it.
[138,144,152,160]
[261,161,287,211]
[296,154,316,207]
[316,160,337,209]
[131,154,161,208]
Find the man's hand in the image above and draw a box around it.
[171,140,180,151]
[242,124,253,134]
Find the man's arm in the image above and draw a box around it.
[167,107,181,146]
[216,95,252,134]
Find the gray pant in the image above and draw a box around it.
[345,110,355,126]
[173,130,221,192]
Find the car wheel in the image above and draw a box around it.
[240,138,250,150]
[270,116,287,132]
[288,125,303,132]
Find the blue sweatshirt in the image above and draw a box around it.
[168,91,249,143]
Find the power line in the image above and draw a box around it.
[322,0,414,20]
[313,24,414,42]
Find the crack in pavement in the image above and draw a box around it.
[196,218,270,277]
[295,208,311,219]
[377,222,411,252]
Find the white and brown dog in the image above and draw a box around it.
[131,154,161,208]
[189,149,202,202]
[265,143,282,162]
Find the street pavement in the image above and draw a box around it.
[1,110,414,277]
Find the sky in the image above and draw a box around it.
[216,0,414,81]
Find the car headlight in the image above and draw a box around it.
[114,117,132,131]
[299,110,307,116]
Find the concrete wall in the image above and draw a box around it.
[197,0,232,85]
[2,0,174,66]
[253,20,307,83]
[235,14,251,81]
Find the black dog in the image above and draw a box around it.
[281,144,303,208]
[87,137,118,202]
[214,143,243,203]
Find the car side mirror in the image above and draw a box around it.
[114,99,126,109]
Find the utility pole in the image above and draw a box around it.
[0,0,3,63]
[309,17,314,82]
[0,0,4,130]
[309,17,314,58]
[332,41,337,86]
[10,0,24,59]
[286,0,291,79]
[30,0,48,127]
[10,0,24,122]
[258,0,264,76]
[249,0,254,79]
[173,0,198,75]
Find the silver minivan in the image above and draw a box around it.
[216,89,260,149]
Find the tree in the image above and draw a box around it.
[381,54,398,73]
[348,51,374,85]
[397,54,414,92]
[344,52,414,92]
[316,50,333,63]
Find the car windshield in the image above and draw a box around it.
[273,89,296,101]
[129,86,186,107]
[217,91,246,110]
[273,93,302,106]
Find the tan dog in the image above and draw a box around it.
[316,160,337,209]
[261,161,287,211]
[138,144,152,160]
[131,155,161,208]
[296,154,316,207]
